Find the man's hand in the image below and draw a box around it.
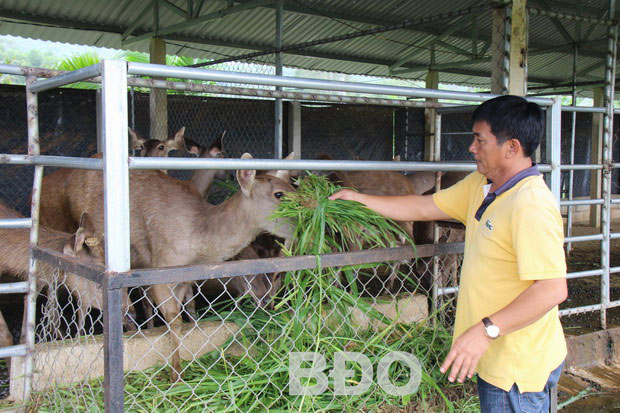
[328,189,359,201]
[440,322,492,383]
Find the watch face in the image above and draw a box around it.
[487,325,500,338]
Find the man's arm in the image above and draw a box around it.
[440,277,568,383]
[329,189,452,222]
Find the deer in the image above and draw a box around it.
[0,202,136,339]
[43,152,295,382]
[129,127,186,158]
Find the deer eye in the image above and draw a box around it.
[158,144,165,151]
[274,192,284,199]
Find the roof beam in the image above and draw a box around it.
[122,0,275,46]
[535,0,574,44]
[231,0,611,59]
[121,0,156,40]
[158,0,187,18]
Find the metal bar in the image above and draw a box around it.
[566,46,579,254]
[437,286,458,296]
[127,76,445,108]
[431,114,442,324]
[0,154,103,169]
[127,156,480,171]
[127,62,554,105]
[0,282,29,294]
[0,344,27,359]
[612,199,620,205]
[274,0,283,159]
[28,64,101,93]
[101,60,130,412]
[103,279,124,413]
[559,303,602,317]
[123,0,274,45]
[564,234,604,242]
[502,4,511,94]
[609,299,620,309]
[548,99,563,202]
[159,0,187,18]
[108,243,465,289]
[32,247,104,284]
[23,75,40,402]
[611,266,620,273]
[610,233,620,239]
[559,164,603,170]
[560,199,604,206]
[600,0,616,330]
[561,106,607,113]
[0,218,31,229]
[527,6,616,26]
[566,269,604,279]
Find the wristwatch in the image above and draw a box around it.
[482,317,500,339]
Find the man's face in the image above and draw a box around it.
[469,121,510,178]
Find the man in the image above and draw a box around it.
[329,95,567,412]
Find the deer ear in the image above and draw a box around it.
[237,153,256,196]
[209,146,223,157]
[63,227,86,256]
[393,155,401,162]
[79,212,96,237]
[129,128,143,149]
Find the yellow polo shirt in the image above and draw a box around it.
[433,171,567,393]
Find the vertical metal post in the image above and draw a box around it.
[502,4,512,94]
[566,47,578,253]
[101,60,130,412]
[274,0,283,159]
[546,99,562,203]
[600,0,616,330]
[431,113,442,324]
[23,76,41,401]
[288,101,301,158]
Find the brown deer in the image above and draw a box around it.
[129,127,187,158]
[48,152,295,381]
[0,202,136,338]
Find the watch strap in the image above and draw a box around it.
[482,317,493,328]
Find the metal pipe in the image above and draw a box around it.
[28,63,102,93]
[559,303,602,317]
[564,234,604,242]
[566,46,578,254]
[560,199,604,206]
[612,198,620,204]
[0,344,27,359]
[561,106,607,113]
[274,0,283,159]
[127,156,481,171]
[127,62,554,105]
[566,269,604,279]
[599,0,616,330]
[100,59,130,411]
[559,164,603,170]
[548,99,563,202]
[611,266,620,273]
[0,282,29,294]
[437,286,458,296]
[0,154,103,169]
[129,76,444,108]
[610,233,620,239]
[23,76,41,402]
[0,218,32,229]
[431,113,442,323]
[502,4,511,94]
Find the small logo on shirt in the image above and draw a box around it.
[485,219,494,231]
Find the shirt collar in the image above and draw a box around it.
[475,164,540,221]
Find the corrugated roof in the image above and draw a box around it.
[0,0,615,93]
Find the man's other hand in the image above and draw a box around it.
[440,322,492,383]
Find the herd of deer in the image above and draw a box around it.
[0,126,466,381]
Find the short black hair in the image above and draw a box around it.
[472,95,544,157]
